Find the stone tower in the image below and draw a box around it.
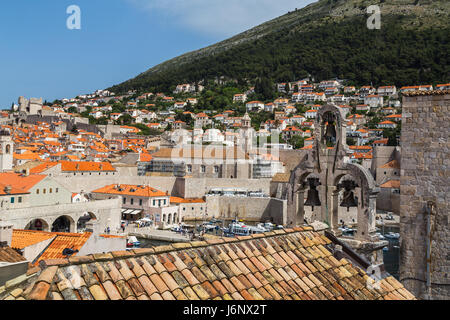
[240,112,254,154]
[0,130,13,172]
[399,90,450,300]
[17,96,43,115]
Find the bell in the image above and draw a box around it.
[304,178,321,210]
[340,190,358,212]
[339,180,358,212]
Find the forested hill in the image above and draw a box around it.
[109,0,450,93]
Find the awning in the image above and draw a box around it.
[121,209,143,216]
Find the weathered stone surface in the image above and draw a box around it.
[400,93,450,300]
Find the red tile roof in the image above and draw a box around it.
[92,184,168,198]
[0,173,47,192]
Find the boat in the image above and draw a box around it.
[223,221,265,237]
[376,233,385,240]
[126,236,141,248]
[339,226,356,235]
[172,224,188,233]
[384,232,400,239]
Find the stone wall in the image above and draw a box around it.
[52,174,272,201]
[205,196,286,224]
[182,178,272,199]
[377,188,400,214]
[53,175,179,195]
[400,92,450,300]
[0,199,122,234]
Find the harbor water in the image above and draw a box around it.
[381,226,400,279]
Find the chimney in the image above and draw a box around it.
[3,186,12,195]
[85,219,101,236]
[0,221,13,247]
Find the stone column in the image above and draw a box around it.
[354,187,366,241]
[296,189,306,226]
[331,187,341,235]
[355,187,378,241]
[286,186,298,227]
[319,185,327,224]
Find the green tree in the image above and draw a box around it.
[289,135,305,149]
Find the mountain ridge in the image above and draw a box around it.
[110,0,449,93]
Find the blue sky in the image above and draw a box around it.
[0,0,313,108]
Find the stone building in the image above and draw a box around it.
[17,96,43,115]
[146,146,253,179]
[399,90,450,300]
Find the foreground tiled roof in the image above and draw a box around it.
[0,228,415,300]
[0,246,27,263]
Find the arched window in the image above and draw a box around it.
[36,189,40,194]
[5,144,11,154]
[43,189,46,194]
[49,188,52,193]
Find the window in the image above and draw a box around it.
[139,199,143,206]
[187,165,192,173]
[49,188,52,194]
[201,165,206,173]
[18,197,22,203]
[123,198,126,204]
[56,188,58,193]
[43,189,46,194]
[131,198,134,205]
[163,199,166,205]
[36,189,39,194]
[10,197,14,203]
[153,200,156,206]
[214,166,219,173]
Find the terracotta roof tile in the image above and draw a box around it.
[3,229,416,301]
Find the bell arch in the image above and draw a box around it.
[285,103,379,242]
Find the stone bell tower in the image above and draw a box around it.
[240,112,254,154]
[0,130,13,172]
[286,104,385,263]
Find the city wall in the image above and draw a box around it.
[205,196,287,225]
[400,91,450,300]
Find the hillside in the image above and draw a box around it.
[110,0,450,93]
